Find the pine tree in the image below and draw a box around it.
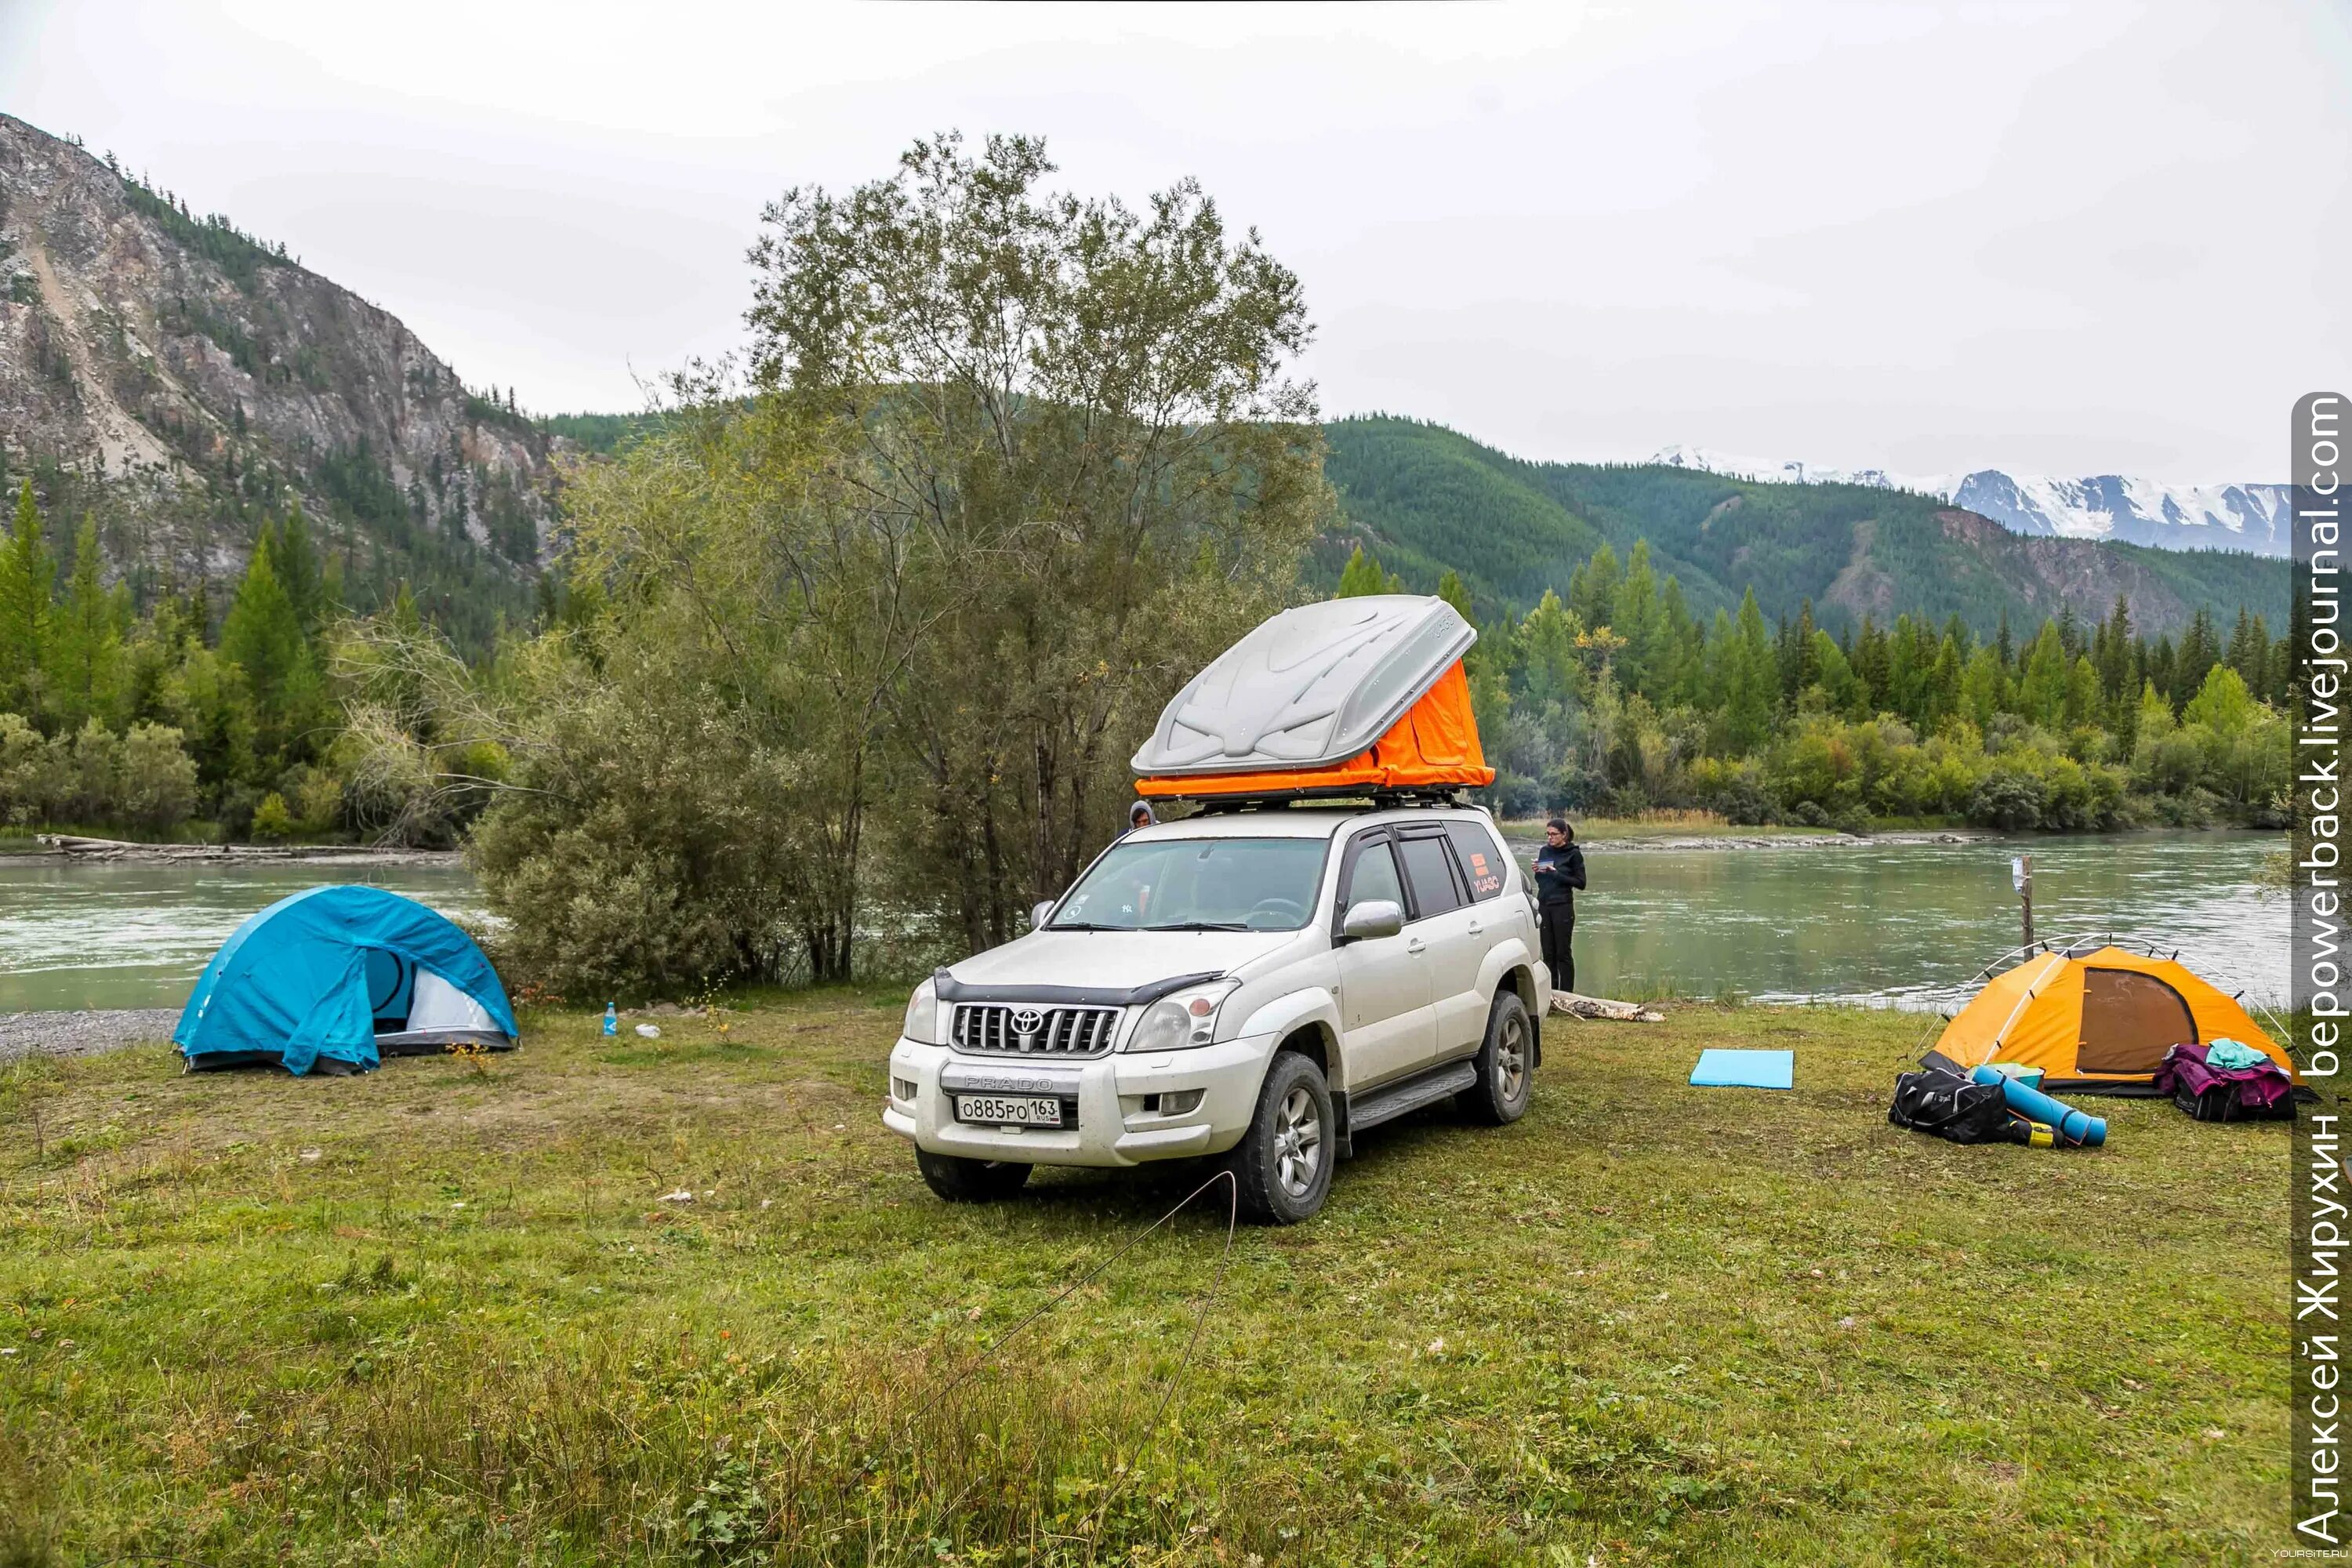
[218,531,320,766]
[1613,541,1667,698]
[1926,633,1964,730]
[1720,590,1776,753]
[1519,590,1581,710]
[1435,568,1472,624]
[2018,622,2068,728]
[2095,595,2135,702]
[2063,654,2100,730]
[1334,545,1403,598]
[45,518,119,728]
[0,481,53,715]
[274,502,327,633]
[1777,600,1819,703]
[1568,543,1621,632]
[1959,645,2004,728]
[2175,608,2219,704]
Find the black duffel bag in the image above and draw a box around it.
[1889,1066,2020,1145]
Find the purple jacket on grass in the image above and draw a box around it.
[2152,1041,2292,1115]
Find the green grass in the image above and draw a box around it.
[0,996,2285,1564]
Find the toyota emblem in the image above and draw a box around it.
[1010,1008,1045,1036]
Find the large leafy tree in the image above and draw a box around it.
[460,133,1330,991]
[743,131,1330,952]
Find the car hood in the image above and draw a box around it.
[944,927,1300,995]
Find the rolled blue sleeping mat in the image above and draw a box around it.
[1970,1065,2106,1147]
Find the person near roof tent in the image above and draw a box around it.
[1533,817,1585,995]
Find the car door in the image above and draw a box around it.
[1331,832,1435,1088]
[1395,827,1487,1059]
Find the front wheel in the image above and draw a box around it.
[1223,1051,1334,1225]
[1461,990,1534,1125]
[916,1148,1033,1203]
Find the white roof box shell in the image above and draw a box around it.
[1131,596,1478,777]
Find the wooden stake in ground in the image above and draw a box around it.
[2013,853,2034,948]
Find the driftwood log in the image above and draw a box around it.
[36,834,383,862]
[1550,991,1665,1023]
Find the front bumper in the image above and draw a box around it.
[883,1032,1273,1168]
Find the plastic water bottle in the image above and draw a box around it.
[603,1000,618,1036]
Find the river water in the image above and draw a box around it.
[0,831,2283,1016]
[0,855,488,1012]
[1512,829,2285,1013]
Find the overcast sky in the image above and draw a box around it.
[2,1,2344,481]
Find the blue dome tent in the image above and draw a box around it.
[174,886,518,1076]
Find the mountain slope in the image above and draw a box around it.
[1648,442,2289,556]
[1323,416,2288,637]
[0,113,555,644]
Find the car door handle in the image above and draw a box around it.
[1466,920,1483,936]
[1406,938,1427,955]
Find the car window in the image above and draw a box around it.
[1341,838,1406,913]
[1051,837,1327,931]
[1397,835,1465,917]
[1445,820,1508,902]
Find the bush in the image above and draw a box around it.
[249,791,296,841]
[0,712,67,823]
[118,723,198,829]
[1966,767,2045,831]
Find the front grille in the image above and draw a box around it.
[952,1003,1121,1057]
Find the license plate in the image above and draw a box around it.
[956,1094,1065,1127]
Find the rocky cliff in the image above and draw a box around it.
[0,113,555,633]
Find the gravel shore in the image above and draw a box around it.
[0,1009,181,1065]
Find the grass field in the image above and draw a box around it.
[0,995,2287,1565]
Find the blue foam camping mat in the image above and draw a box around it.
[1689,1048,1794,1090]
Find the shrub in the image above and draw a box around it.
[249,790,295,841]
[117,723,198,829]
[1966,767,2045,831]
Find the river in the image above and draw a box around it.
[0,855,488,1012]
[0,831,2283,1017]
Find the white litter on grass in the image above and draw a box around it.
[659,1189,695,1203]
[635,1023,662,1039]
[299,1147,322,1163]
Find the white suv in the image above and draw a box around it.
[883,804,1547,1223]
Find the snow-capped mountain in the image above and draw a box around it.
[1647,444,2288,557]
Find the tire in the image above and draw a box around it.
[916,1148,1033,1203]
[1461,989,1534,1126]
[1223,1051,1335,1225]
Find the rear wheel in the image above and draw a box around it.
[1461,989,1534,1125]
[1224,1051,1334,1225]
[916,1148,1033,1203]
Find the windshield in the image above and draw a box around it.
[1050,837,1328,932]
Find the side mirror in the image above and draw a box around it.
[1341,898,1404,943]
[1031,900,1058,931]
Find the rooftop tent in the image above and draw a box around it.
[1133,595,1496,799]
[174,885,518,1076]
[1932,943,2289,1094]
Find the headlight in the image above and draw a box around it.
[1125,979,1240,1054]
[902,981,940,1044]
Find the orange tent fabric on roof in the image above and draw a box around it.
[1137,659,1496,799]
[1933,945,2291,1091]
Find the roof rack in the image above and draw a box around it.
[1184,787,1479,815]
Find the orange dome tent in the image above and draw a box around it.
[1932,942,2291,1093]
